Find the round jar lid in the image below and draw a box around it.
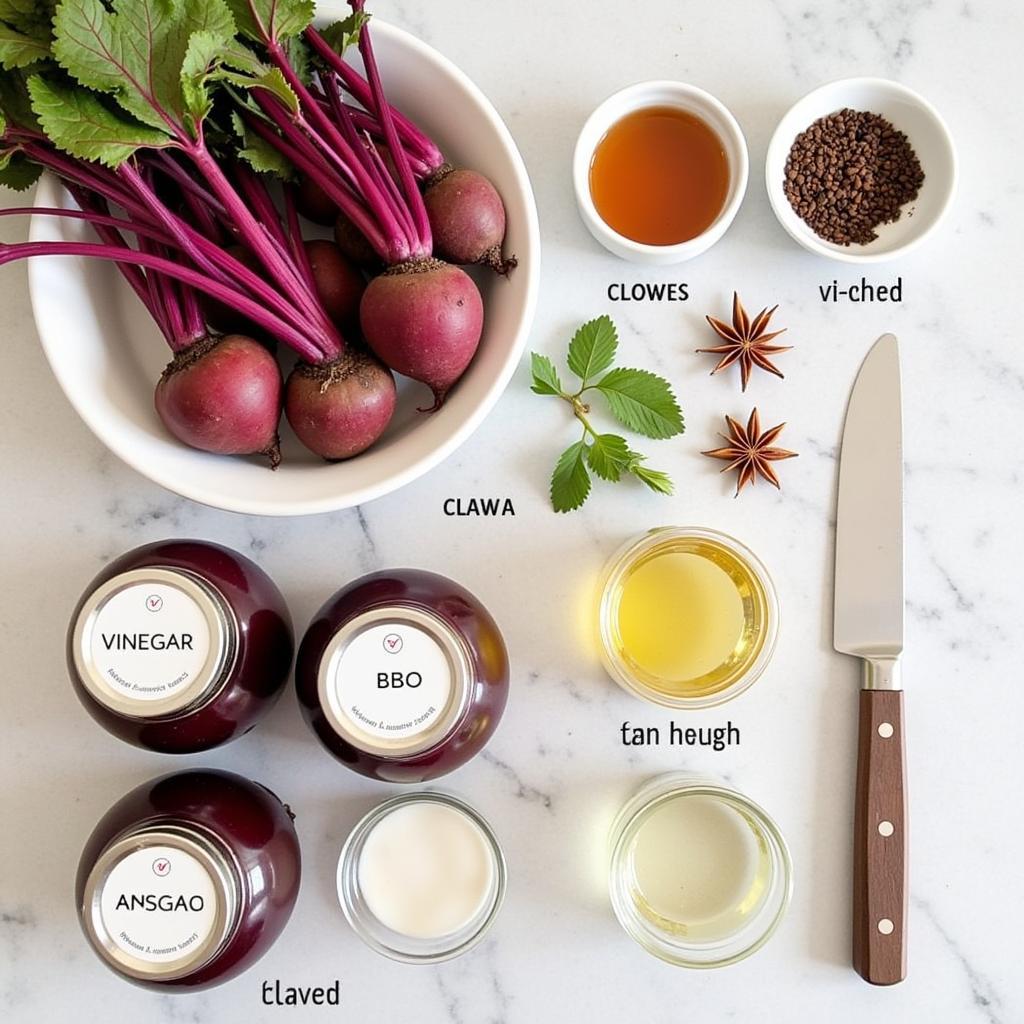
[71,567,237,719]
[317,605,473,759]
[81,825,240,982]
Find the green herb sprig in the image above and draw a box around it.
[531,316,684,512]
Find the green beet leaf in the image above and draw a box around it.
[0,1,55,69]
[28,76,172,167]
[225,0,316,43]
[0,150,40,189]
[280,34,312,85]
[181,30,230,127]
[0,70,39,132]
[318,12,370,56]
[0,0,56,30]
[52,0,236,137]
[215,53,299,114]
[0,23,50,69]
[230,109,295,177]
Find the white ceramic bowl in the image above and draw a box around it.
[573,81,748,265]
[765,77,956,263]
[29,14,540,517]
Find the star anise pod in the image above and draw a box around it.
[702,408,798,495]
[697,292,792,391]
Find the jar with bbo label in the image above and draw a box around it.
[295,570,509,782]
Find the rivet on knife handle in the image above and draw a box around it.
[853,688,907,985]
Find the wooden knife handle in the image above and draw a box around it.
[853,688,907,985]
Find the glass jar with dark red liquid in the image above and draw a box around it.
[67,540,293,753]
[296,570,509,783]
[76,769,301,991]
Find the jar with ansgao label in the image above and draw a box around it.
[76,769,300,991]
[295,569,509,783]
[67,540,293,753]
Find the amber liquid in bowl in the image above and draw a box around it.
[599,530,776,705]
[589,106,729,245]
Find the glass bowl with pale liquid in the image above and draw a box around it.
[597,527,778,708]
[609,773,792,968]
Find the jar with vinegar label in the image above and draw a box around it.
[67,540,293,753]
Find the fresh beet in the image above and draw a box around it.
[155,334,283,466]
[305,239,365,330]
[295,174,339,225]
[285,349,396,460]
[423,165,517,275]
[360,259,483,410]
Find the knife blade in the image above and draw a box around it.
[834,333,907,986]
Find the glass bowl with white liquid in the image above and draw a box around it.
[609,773,792,967]
[337,792,506,963]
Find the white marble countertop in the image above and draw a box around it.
[2,0,1022,1020]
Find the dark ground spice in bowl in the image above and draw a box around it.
[783,108,924,246]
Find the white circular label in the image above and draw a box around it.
[99,846,218,965]
[327,622,453,741]
[88,581,212,703]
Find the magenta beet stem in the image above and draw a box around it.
[303,26,444,173]
[263,41,412,254]
[351,4,432,253]
[185,145,342,360]
[2,206,176,247]
[117,162,338,349]
[60,188,172,346]
[118,161,241,290]
[282,186,318,296]
[332,103,435,179]
[243,105,401,262]
[320,71,416,243]
[151,151,230,222]
[250,69,413,264]
[0,241,329,363]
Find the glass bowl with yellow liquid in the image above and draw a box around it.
[597,527,778,708]
[609,773,792,968]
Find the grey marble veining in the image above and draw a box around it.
[2,0,1023,1021]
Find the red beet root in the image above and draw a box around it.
[305,239,366,330]
[423,166,517,276]
[359,259,484,410]
[285,350,396,460]
[155,335,283,467]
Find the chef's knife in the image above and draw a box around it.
[833,333,906,986]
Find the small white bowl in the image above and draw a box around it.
[28,12,540,517]
[765,77,957,263]
[573,81,748,265]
